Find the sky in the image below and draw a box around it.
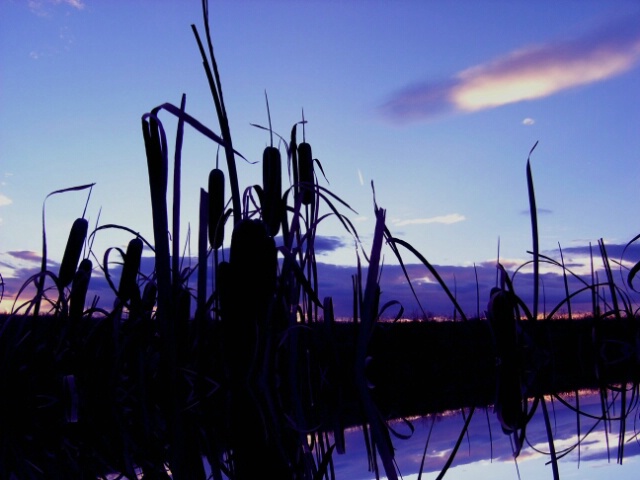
[1,0,640,317]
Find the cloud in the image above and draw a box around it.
[0,194,12,207]
[522,117,535,126]
[381,12,640,122]
[312,235,350,255]
[7,251,41,263]
[1,241,635,318]
[391,213,466,227]
[555,241,640,263]
[520,207,552,215]
[28,0,85,16]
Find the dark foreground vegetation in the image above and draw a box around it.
[2,310,639,479]
[2,2,640,479]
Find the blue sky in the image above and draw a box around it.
[1,1,640,316]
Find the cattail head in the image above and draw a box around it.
[118,237,143,304]
[297,142,315,206]
[262,146,282,236]
[141,281,157,315]
[69,258,92,320]
[487,287,518,359]
[208,168,226,250]
[58,218,89,288]
[230,219,277,319]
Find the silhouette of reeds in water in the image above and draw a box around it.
[3,2,640,479]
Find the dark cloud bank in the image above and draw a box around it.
[3,238,640,319]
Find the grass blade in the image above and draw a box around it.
[526,141,539,320]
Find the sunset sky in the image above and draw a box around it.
[1,1,640,317]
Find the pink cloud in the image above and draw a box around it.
[381,12,640,123]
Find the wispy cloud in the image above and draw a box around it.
[29,0,85,13]
[391,213,466,227]
[7,251,41,263]
[381,12,640,122]
[520,207,552,215]
[28,0,85,17]
[0,194,12,207]
[522,117,535,126]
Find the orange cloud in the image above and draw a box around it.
[381,12,640,122]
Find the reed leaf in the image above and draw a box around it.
[526,141,539,320]
[172,94,187,290]
[191,3,242,226]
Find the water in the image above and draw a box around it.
[332,390,640,479]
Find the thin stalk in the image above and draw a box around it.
[172,94,187,290]
[526,141,539,320]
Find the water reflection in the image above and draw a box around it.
[332,390,640,479]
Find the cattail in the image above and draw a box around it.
[69,258,92,320]
[208,168,225,250]
[487,287,517,360]
[141,281,157,314]
[216,260,232,323]
[225,220,277,382]
[58,218,89,288]
[323,296,335,326]
[262,146,282,236]
[118,237,143,303]
[297,142,315,206]
[229,219,277,331]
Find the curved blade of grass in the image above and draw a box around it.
[540,396,560,479]
[557,243,573,319]
[250,122,290,153]
[622,233,640,292]
[435,407,476,480]
[599,239,622,320]
[526,141,539,320]
[91,224,155,251]
[172,94,187,289]
[385,236,468,321]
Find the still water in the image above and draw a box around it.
[332,390,640,479]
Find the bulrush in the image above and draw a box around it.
[208,168,225,250]
[118,237,143,304]
[69,258,92,320]
[58,218,88,288]
[297,141,315,206]
[223,219,277,381]
[261,146,282,237]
